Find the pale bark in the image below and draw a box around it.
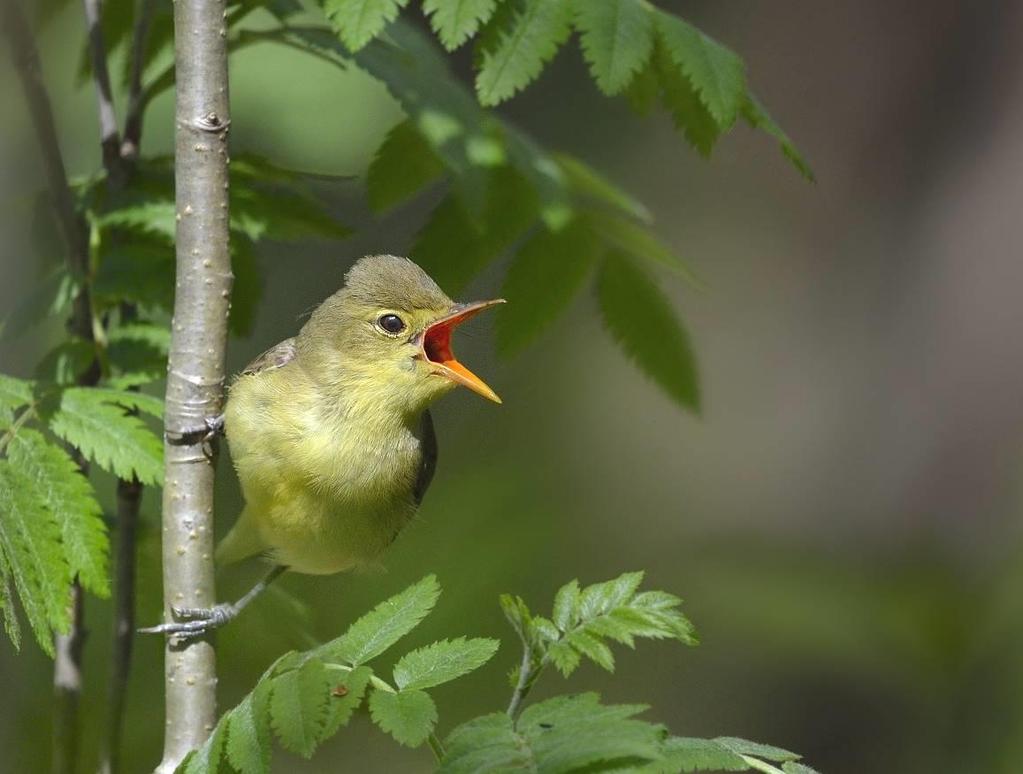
[156,0,233,770]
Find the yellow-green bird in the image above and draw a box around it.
[145,255,502,637]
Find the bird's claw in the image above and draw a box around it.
[166,414,225,447]
[138,603,236,640]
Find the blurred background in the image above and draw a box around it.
[4,1,1023,772]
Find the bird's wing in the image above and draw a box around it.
[413,409,438,506]
[241,337,297,376]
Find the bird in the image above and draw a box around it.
[142,255,503,638]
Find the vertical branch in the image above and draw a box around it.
[121,0,155,160]
[100,475,141,774]
[157,0,232,770]
[2,3,99,773]
[81,0,123,180]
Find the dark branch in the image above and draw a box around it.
[82,0,124,179]
[121,0,155,159]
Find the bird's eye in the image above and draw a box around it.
[377,313,406,335]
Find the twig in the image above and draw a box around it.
[98,474,141,774]
[506,640,538,719]
[52,580,86,774]
[82,0,123,182]
[155,0,234,769]
[120,0,155,159]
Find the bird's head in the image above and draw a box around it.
[297,255,503,415]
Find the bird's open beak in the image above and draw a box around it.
[417,299,505,403]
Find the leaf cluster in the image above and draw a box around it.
[0,374,164,653]
[177,575,498,773]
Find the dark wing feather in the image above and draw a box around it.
[414,410,438,506]
[241,337,297,376]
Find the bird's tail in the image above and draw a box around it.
[215,508,266,566]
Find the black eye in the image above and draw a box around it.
[378,313,406,335]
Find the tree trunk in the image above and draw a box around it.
[157,0,232,770]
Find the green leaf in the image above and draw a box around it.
[655,39,722,158]
[321,574,440,666]
[93,231,175,312]
[552,579,580,631]
[231,181,351,242]
[321,665,373,736]
[782,763,821,774]
[624,58,660,116]
[596,253,699,411]
[578,570,644,619]
[35,340,96,386]
[741,95,815,181]
[654,10,746,128]
[440,694,665,773]
[565,629,615,671]
[476,0,573,106]
[225,687,272,774]
[6,430,108,596]
[555,153,650,222]
[0,462,69,655]
[0,555,20,650]
[657,737,749,772]
[572,0,654,95]
[269,657,331,758]
[393,637,499,690]
[0,374,33,426]
[98,200,177,240]
[48,387,164,485]
[717,738,799,763]
[367,119,445,212]
[106,323,171,389]
[424,0,497,50]
[178,722,228,774]
[584,210,701,286]
[496,219,599,356]
[324,0,411,52]
[368,688,437,747]
[546,640,581,677]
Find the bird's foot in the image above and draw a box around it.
[166,414,225,446]
[138,602,237,640]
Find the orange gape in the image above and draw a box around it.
[421,300,504,403]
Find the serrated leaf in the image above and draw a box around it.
[596,253,699,411]
[321,665,372,736]
[367,119,445,212]
[0,555,20,650]
[225,688,272,774]
[393,637,498,690]
[741,95,815,181]
[578,571,644,619]
[717,737,799,763]
[424,0,497,50]
[0,374,33,426]
[270,657,331,758]
[324,0,411,52]
[552,579,579,631]
[48,387,164,485]
[178,722,228,774]
[573,0,654,95]
[368,688,437,747]
[321,574,440,666]
[565,629,615,671]
[0,462,69,655]
[625,58,660,116]
[98,200,177,240]
[655,39,722,158]
[231,181,351,242]
[497,219,599,355]
[783,762,821,774]
[654,10,746,128]
[106,323,171,389]
[476,0,573,106]
[440,694,664,773]
[530,615,560,645]
[658,737,748,772]
[499,593,532,639]
[546,641,581,677]
[7,430,108,596]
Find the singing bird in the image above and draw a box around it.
[145,255,503,637]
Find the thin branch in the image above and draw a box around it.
[156,0,233,769]
[52,580,86,774]
[120,0,155,160]
[506,639,538,719]
[98,474,141,774]
[82,0,123,181]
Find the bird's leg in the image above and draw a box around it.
[166,413,225,446]
[139,565,286,639]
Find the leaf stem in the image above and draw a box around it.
[0,405,37,457]
[741,756,788,774]
[506,638,540,720]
